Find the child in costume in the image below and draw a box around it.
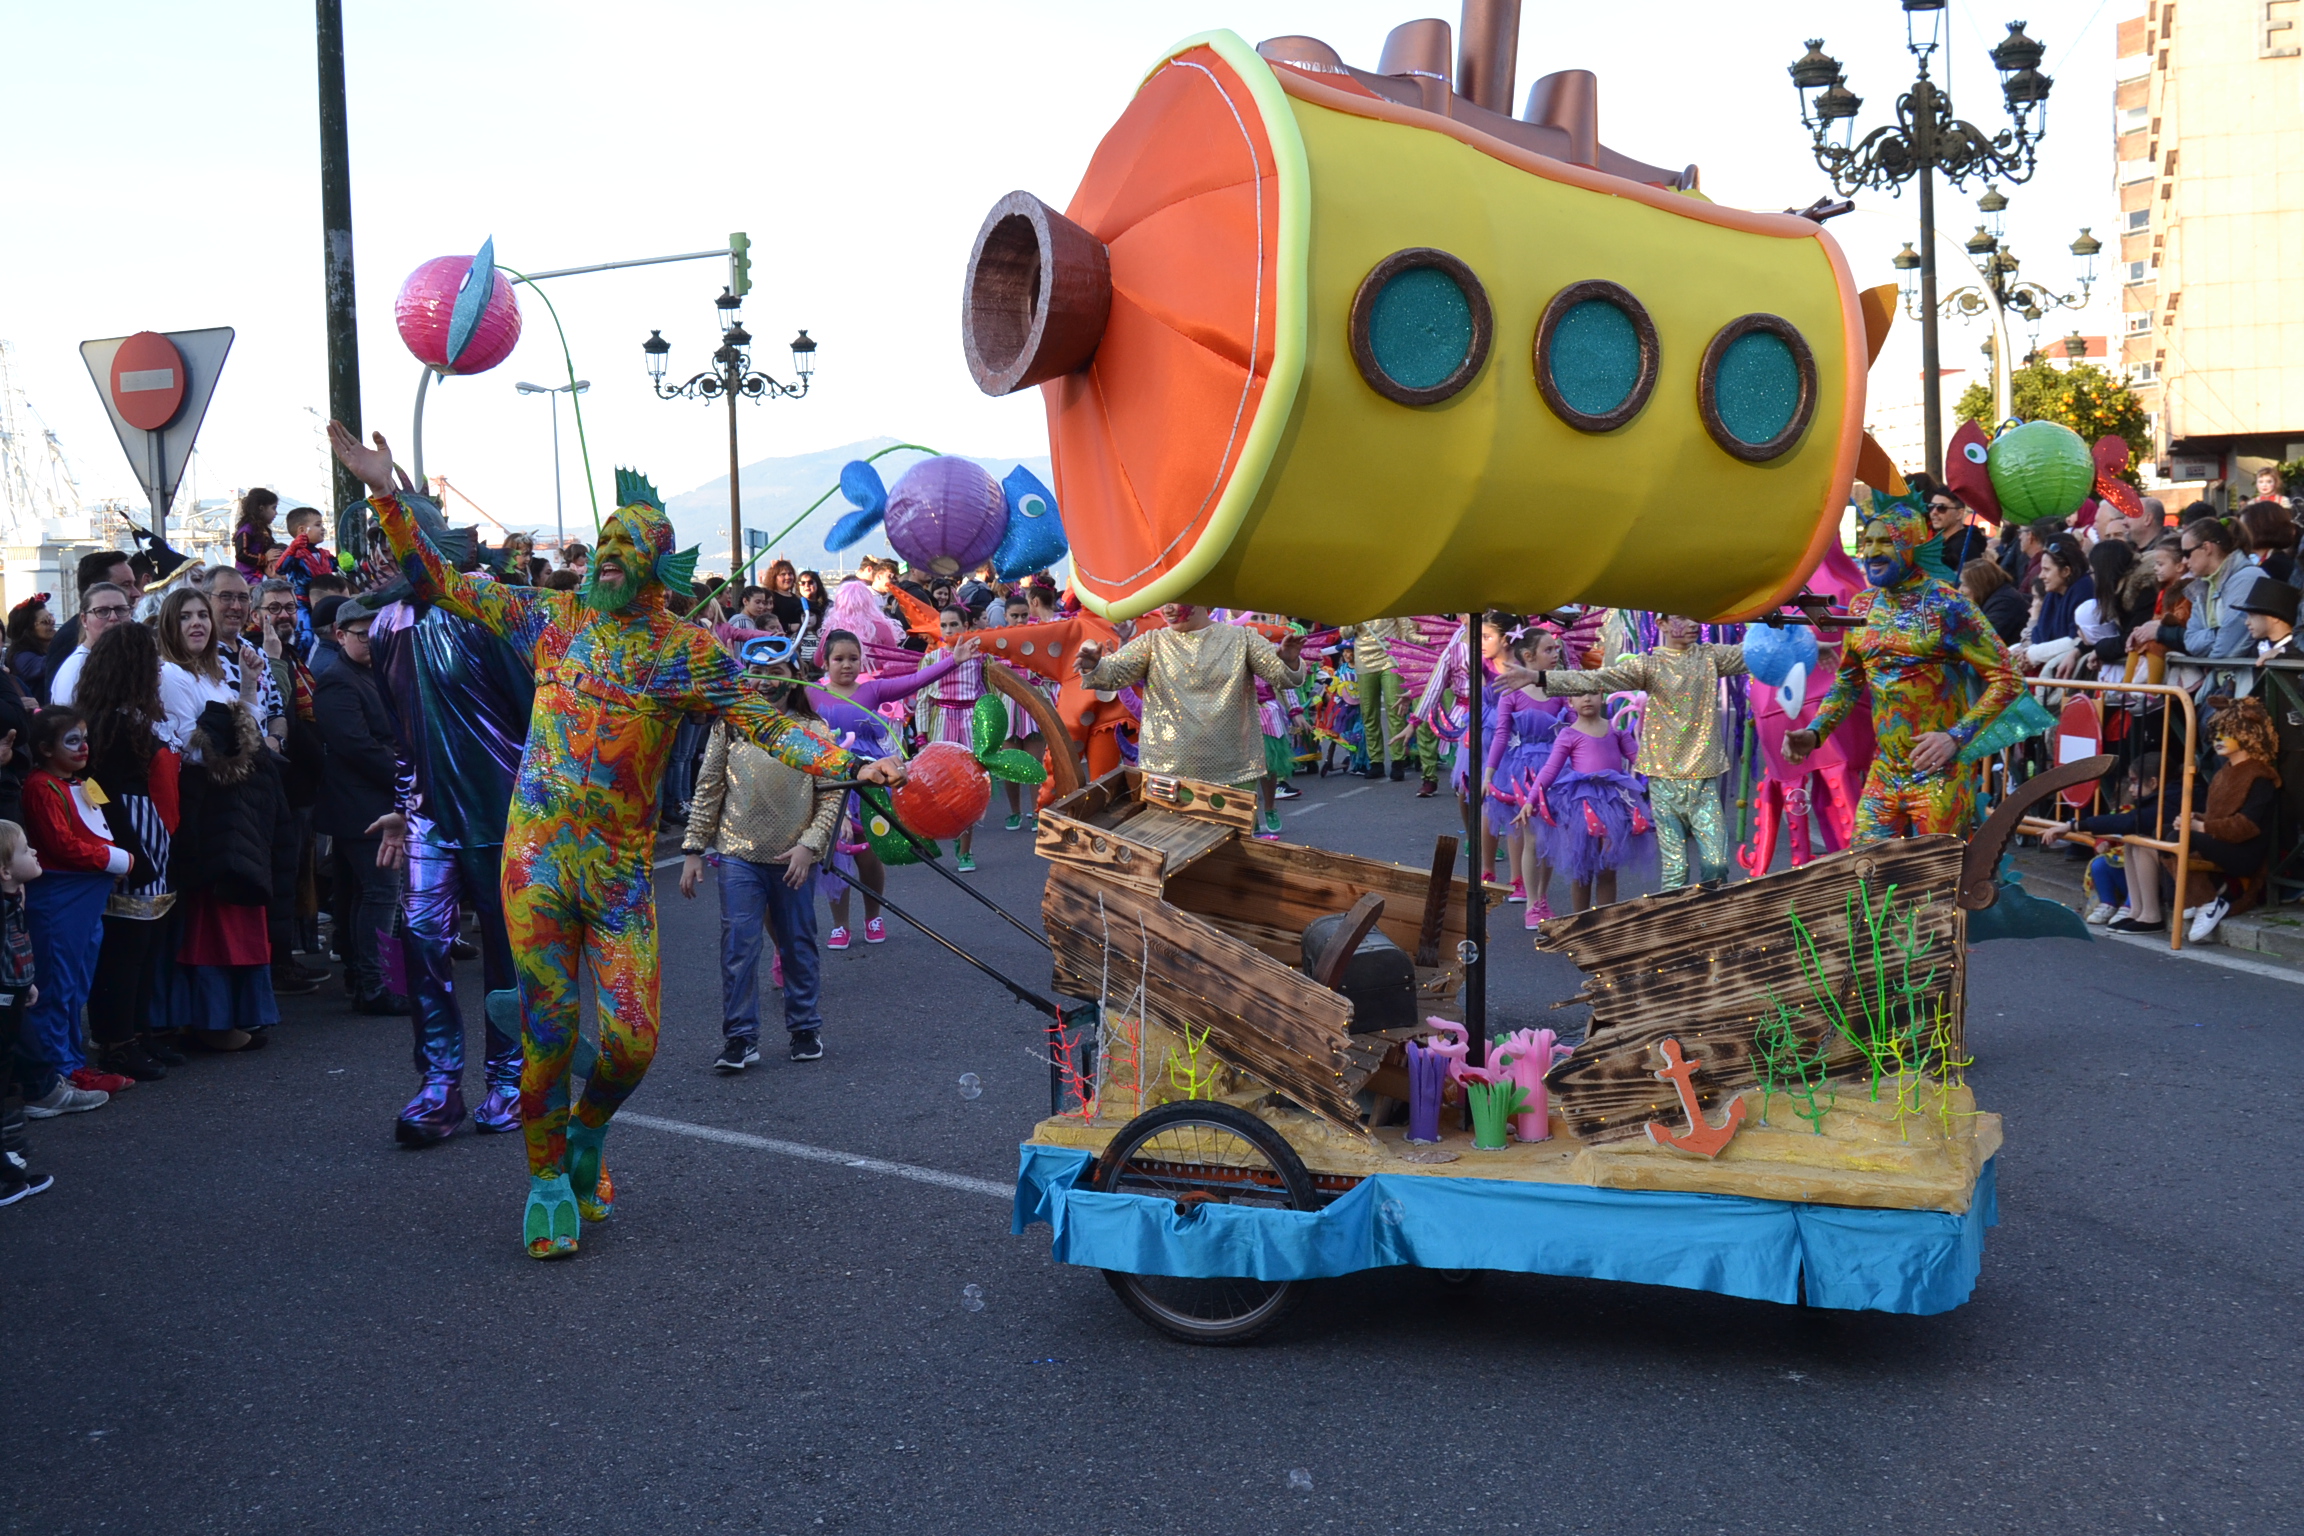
[331,422,893,1261]
[915,604,989,870]
[1508,615,1745,889]
[1432,613,1513,884]
[1530,689,1654,912]
[810,629,979,947]
[274,507,336,601]
[1487,627,1568,920]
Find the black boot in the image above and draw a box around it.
[1389,761,1406,782]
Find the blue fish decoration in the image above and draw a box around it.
[992,464,1066,579]
[1741,622,1818,714]
[445,236,496,372]
[825,459,888,552]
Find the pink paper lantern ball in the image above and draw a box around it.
[395,255,523,376]
[883,456,1006,579]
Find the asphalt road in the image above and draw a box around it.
[5,771,2297,1534]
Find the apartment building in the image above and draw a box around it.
[2118,2,2304,503]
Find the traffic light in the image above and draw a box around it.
[729,231,752,298]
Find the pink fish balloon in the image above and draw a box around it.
[395,251,522,376]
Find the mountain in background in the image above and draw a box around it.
[659,436,1052,574]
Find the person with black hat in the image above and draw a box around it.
[311,596,408,1015]
[2235,577,2301,689]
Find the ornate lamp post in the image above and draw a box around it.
[1888,185,2099,424]
[1790,0,2054,478]
[642,288,815,577]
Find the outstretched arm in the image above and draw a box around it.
[672,629,888,783]
[850,641,970,709]
[328,422,550,660]
[1785,637,1866,764]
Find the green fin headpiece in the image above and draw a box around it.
[614,467,664,512]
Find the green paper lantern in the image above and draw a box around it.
[1987,420,2095,526]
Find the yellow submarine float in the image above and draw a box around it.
[960,11,1901,624]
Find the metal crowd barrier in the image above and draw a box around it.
[2001,675,2199,951]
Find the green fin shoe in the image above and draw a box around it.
[524,1174,580,1259]
[567,1121,613,1223]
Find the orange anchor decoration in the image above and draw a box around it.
[1645,1038,1747,1158]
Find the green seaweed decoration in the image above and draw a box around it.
[1464,1080,1528,1151]
[1163,1021,1220,1100]
[1787,877,1951,1103]
[1754,993,1835,1134]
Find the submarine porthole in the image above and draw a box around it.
[1697,313,1817,463]
[1533,280,1658,433]
[1349,248,1493,407]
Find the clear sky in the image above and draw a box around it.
[2,0,2124,528]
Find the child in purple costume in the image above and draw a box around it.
[1531,691,1656,911]
[1485,630,1568,917]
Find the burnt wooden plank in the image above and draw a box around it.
[1043,865,1382,1130]
[1138,771,1259,829]
[1539,838,1967,1143]
[1122,807,1235,877]
[1164,839,1500,963]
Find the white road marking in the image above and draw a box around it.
[2096,930,2304,985]
[1337,785,1373,798]
[618,1111,1014,1200]
[654,855,686,869]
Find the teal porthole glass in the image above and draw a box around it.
[1698,314,1817,461]
[1534,280,1658,432]
[1349,249,1493,406]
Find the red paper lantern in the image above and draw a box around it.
[890,741,990,839]
[395,255,523,376]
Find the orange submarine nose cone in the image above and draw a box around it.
[962,191,1113,397]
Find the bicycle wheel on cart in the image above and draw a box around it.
[1092,1100,1318,1345]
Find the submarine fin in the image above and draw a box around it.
[1856,431,1908,496]
[1859,284,1897,367]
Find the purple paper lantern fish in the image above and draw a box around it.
[883,456,1006,579]
[395,238,522,376]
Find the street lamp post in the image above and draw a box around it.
[642,289,815,578]
[514,379,589,552]
[1789,0,2054,479]
[1889,188,2098,424]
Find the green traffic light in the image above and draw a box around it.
[729,231,752,298]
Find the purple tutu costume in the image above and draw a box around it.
[1531,724,1657,885]
[1483,690,1567,835]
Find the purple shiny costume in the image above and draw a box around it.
[370,595,535,1142]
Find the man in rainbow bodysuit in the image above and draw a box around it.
[1786,505,2023,839]
[331,424,899,1259]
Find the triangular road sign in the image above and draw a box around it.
[79,326,234,526]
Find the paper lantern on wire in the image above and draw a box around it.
[395,238,522,376]
[883,456,1007,578]
[889,741,991,839]
[1986,420,2094,527]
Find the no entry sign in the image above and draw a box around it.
[109,331,187,431]
[80,326,234,535]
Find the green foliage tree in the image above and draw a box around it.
[1954,360,2154,483]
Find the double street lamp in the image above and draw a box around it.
[1789,0,2055,478]
[514,378,589,552]
[642,287,816,581]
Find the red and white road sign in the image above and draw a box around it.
[109,330,187,431]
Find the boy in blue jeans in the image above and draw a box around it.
[0,819,62,1204]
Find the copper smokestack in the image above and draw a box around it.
[1455,0,1522,115]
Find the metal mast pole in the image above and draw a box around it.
[1917,155,1943,480]
[1463,613,1487,1068]
[316,0,363,517]
[550,392,565,551]
[725,359,742,581]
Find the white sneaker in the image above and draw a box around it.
[2187,895,2230,944]
[2083,901,2114,925]
[23,1080,107,1119]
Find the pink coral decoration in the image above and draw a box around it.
[395,255,523,376]
[882,456,1006,579]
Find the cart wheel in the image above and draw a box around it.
[1093,1100,1316,1345]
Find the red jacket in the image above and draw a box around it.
[22,769,130,877]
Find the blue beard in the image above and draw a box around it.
[1863,555,1915,589]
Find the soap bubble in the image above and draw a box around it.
[961,1283,985,1313]
[958,1073,983,1100]
[1287,1469,1313,1492]
[1378,1198,1406,1228]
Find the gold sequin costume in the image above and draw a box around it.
[1545,642,1747,886]
[1082,623,1305,786]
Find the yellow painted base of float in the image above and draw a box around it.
[1027,1080,1999,1217]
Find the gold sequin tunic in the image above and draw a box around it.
[1082,624,1305,786]
[1543,643,1748,781]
